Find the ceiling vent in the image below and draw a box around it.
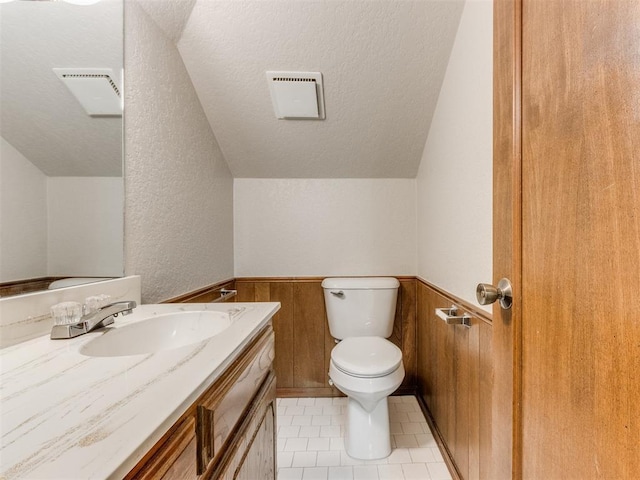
[266,71,325,120]
[53,68,122,117]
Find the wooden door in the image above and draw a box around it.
[521,0,640,477]
[492,0,522,477]
[494,0,640,478]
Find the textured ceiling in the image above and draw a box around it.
[135,0,196,44]
[0,0,122,177]
[177,0,464,178]
[1,0,464,179]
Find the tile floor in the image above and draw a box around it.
[276,396,452,480]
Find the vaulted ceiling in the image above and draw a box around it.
[1,0,464,179]
[0,0,122,177]
[177,0,464,178]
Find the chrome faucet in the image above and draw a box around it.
[50,300,137,339]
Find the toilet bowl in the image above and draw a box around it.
[329,337,405,459]
[322,277,404,460]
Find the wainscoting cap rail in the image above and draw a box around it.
[212,289,237,303]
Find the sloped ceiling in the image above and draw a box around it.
[1,0,464,179]
[177,0,464,178]
[135,0,196,44]
[0,0,122,177]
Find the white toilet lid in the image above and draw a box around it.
[331,337,403,378]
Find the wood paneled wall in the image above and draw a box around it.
[170,276,494,479]
[416,279,493,480]
[1,277,69,297]
[235,277,417,398]
[164,279,236,304]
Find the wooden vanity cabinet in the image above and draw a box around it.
[126,324,276,480]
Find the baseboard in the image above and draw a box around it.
[276,385,417,399]
[416,393,461,480]
[276,387,344,398]
[393,386,418,396]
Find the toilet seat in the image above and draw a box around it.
[331,337,402,378]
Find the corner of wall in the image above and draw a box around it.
[124,3,234,303]
[415,0,493,310]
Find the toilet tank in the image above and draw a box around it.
[322,277,400,340]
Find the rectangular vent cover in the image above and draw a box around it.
[266,71,325,120]
[53,68,122,116]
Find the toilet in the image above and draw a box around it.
[322,277,405,460]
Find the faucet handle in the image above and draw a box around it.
[84,294,112,315]
[50,302,83,326]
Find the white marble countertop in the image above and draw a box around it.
[0,302,280,480]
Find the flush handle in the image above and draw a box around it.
[330,291,344,298]
[476,278,513,310]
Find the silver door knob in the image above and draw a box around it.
[476,278,513,310]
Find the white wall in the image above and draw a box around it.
[47,177,123,277]
[0,137,47,282]
[119,0,488,301]
[1,137,125,282]
[416,0,493,311]
[124,0,234,303]
[234,179,416,277]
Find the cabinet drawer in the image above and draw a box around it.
[197,326,275,474]
[208,372,277,480]
[126,416,196,480]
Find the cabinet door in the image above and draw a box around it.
[127,417,197,480]
[211,373,277,480]
[197,329,275,473]
[235,402,276,480]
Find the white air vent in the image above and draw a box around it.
[266,71,325,120]
[53,68,122,116]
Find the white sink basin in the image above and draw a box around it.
[79,311,232,357]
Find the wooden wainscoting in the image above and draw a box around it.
[235,277,417,398]
[0,277,68,297]
[167,275,492,479]
[416,279,493,480]
[163,279,236,304]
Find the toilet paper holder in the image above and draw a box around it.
[435,305,471,328]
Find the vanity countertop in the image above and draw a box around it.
[0,302,280,480]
